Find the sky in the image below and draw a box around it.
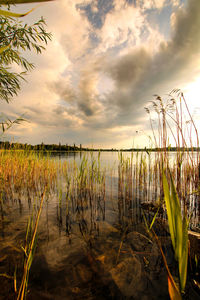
[1,0,200,148]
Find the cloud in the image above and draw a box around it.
[171,0,181,7]
[105,48,151,89]
[134,0,167,10]
[97,0,200,121]
[52,63,103,117]
[53,79,77,104]
[49,0,199,136]
[27,0,93,62]
[97,2,145,52]
[3,0,200,148]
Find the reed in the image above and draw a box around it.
[144,91,199,223]
[17,189,46,300]
[143,90,199,298]
[59,152,106,241]
[163,170,188,294]
[0,150,58,202]
[0,150,58,297]
[114,91,199,298]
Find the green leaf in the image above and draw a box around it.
[170,172,182,259]
[179,215,188,292]
[195,255,198,268]
[142,210,150,232]
[0,8,35,17]
[0,45,10,54]
[163,170,175,249]
[0,0,53,3]
[149,207,160,230]
[163,169,189,293]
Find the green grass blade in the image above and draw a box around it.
[0,45,10,54]
[0,8,35,17]
[0,0,53,3]
[170,172,183,260]
[142,210,150,233]
[163,170,175,249]
[149,207,159,230]
[164,170,189,293]
[179,215,188,292]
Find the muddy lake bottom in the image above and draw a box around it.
[0,207,174,299]
[1,197,200,299]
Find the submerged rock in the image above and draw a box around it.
[126,231,152,252]
[110,257,143,297]
[75,263,93,283]
[97,221,119,236]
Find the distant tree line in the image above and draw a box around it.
[0,141,82,151]
[0,141,113,151]
[0,141,199,152]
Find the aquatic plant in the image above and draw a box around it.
[163,170,188,295]
[17,189,46,300]
[144,90,199,225]
[0,150,57,201]
[143,90,199,299]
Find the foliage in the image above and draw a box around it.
[0,113,26,132]
[163,170,188,293]
[143,90,199,299]
[0,0,53,4]
[0,7,34,18]
[0,1,52,134]
[0,12,52,103]
[0,141,82,151]
[17,189,46,300]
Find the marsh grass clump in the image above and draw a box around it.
[0,150,57,296]
[141,90,200,298]
[17,189,46,300]
[145,91,199,225]
[0,150,107,240]
[112,91,199,298]
[0,150,57,201]
[59,153,106,241]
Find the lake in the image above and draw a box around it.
[0,151,199,299]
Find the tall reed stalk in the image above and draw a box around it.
[144,90,199,299]
[17,189,46,300]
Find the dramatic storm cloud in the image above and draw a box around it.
[2,0,200,148]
